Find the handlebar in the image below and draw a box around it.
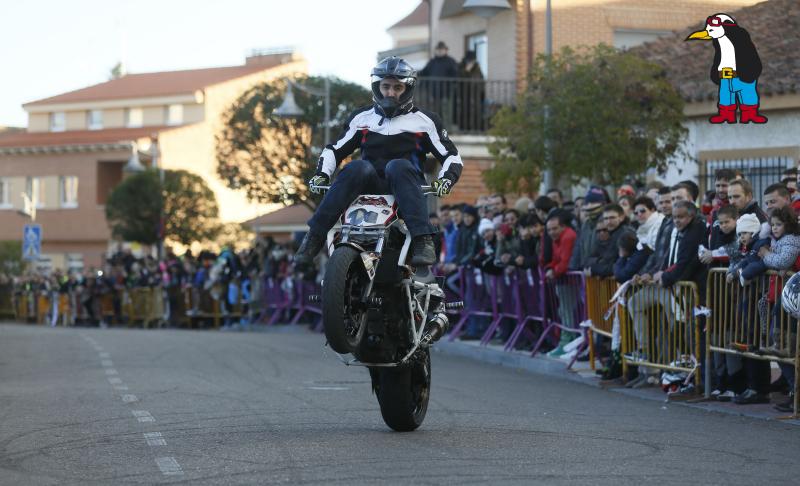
[311,185,437,196]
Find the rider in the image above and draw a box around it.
[294,56,464,270]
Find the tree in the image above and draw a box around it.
[109,61,125,80]
[485,45,688,194]
[0,241,23,276]
[215,76,370,210]
[106,169,220,246]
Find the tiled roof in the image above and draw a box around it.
[245,204,312,227]
[0,126,174,148]
[389,2,429,29]
[24,64,273,107]
[633,0,800,102]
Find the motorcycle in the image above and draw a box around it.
[310,184,462,431]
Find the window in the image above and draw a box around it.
[0,178,10,208]
[704,156,795,206]
[26,177,45,208]
[466,32,488,78]
[166,104,183,125]
[60,176,79,208]
[125,108,143,128]
[87,110,103,130]
[49,112,65,132]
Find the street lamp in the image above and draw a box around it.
[463,0,511,19]
[123,142,146,173]
[274,78,331,146]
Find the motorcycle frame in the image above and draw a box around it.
[322,195,443,369]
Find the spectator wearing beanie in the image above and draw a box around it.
[570,185,608,271]
[455,205,481,266]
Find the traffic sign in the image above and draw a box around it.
[22,224,42,261]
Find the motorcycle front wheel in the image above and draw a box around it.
[322,246,368,354]
[375,349,431,432]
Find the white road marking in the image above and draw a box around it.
[122,394,138,403]
[99,352,110,358]
[101,360,113,367]
[132,410,155,423]
[108,377,122,385]
[144,432,167,446]
[105,368,118,375]
[155,457,183,476]
[114,385,129,391]
[308,386,350,391]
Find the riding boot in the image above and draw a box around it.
[739,104,768,124]
[709,104,737,124]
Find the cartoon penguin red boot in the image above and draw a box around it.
[739,104,768,124]
[709,104,737,124]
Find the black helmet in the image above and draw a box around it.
[371,56,417,118]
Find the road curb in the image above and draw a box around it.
[434,339,800,425]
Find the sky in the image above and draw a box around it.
[0,0,422,127]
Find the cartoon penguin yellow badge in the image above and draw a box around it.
[686,13,767,124]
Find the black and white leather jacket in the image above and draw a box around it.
[315,105,463,184]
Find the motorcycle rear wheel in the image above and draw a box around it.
[322,246,368,354]
[375,350,430,432]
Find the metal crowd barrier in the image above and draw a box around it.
[706,268,799,417]
[584,276,625,371]
[621,281,702,387]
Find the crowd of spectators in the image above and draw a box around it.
[432,166,800,412]
[5,166,800,413]
[4,238,300,330]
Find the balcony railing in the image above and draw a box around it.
[415,77,517,135]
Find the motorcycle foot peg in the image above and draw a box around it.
[308,294,321,303]
[445,301,464,310]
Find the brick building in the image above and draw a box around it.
[0,50,306,270]
[419,0,762,205]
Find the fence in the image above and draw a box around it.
[4,266,799,415]
[415,77,516,135]
[706,268,799,416]
[620,281,703,388]
[584,276,625,371]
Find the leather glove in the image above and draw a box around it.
[308,173,330,194]
[432,177,453,197]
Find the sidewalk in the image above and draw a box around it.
[434,338,800,425]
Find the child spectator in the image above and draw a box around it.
[702,205,739,266]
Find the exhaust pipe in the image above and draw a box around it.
[424,312,449,343]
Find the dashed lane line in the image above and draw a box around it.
[132,410,155,423]
[101,359,114,367]
[108,377,123,385]
[144,432,167,446]
[155,457,183,476]
[122,394,138,403]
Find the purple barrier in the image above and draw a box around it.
[264,277,291,326]
[504,268,546,351]
[447,267,495,341]
[531,271,588,369]
[288,278,322,326]
[479,271,522,346]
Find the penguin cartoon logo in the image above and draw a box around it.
[686,13,767,124]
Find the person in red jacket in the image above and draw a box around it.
[544,213,578,357]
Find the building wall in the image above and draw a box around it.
[663,108,800,191]
[157,60,307,223]
[65,110,87,130]
[523,0,759,77]
[0,149,129,269]
[433,7,516,81]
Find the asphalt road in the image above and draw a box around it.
[1,323,799,485]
